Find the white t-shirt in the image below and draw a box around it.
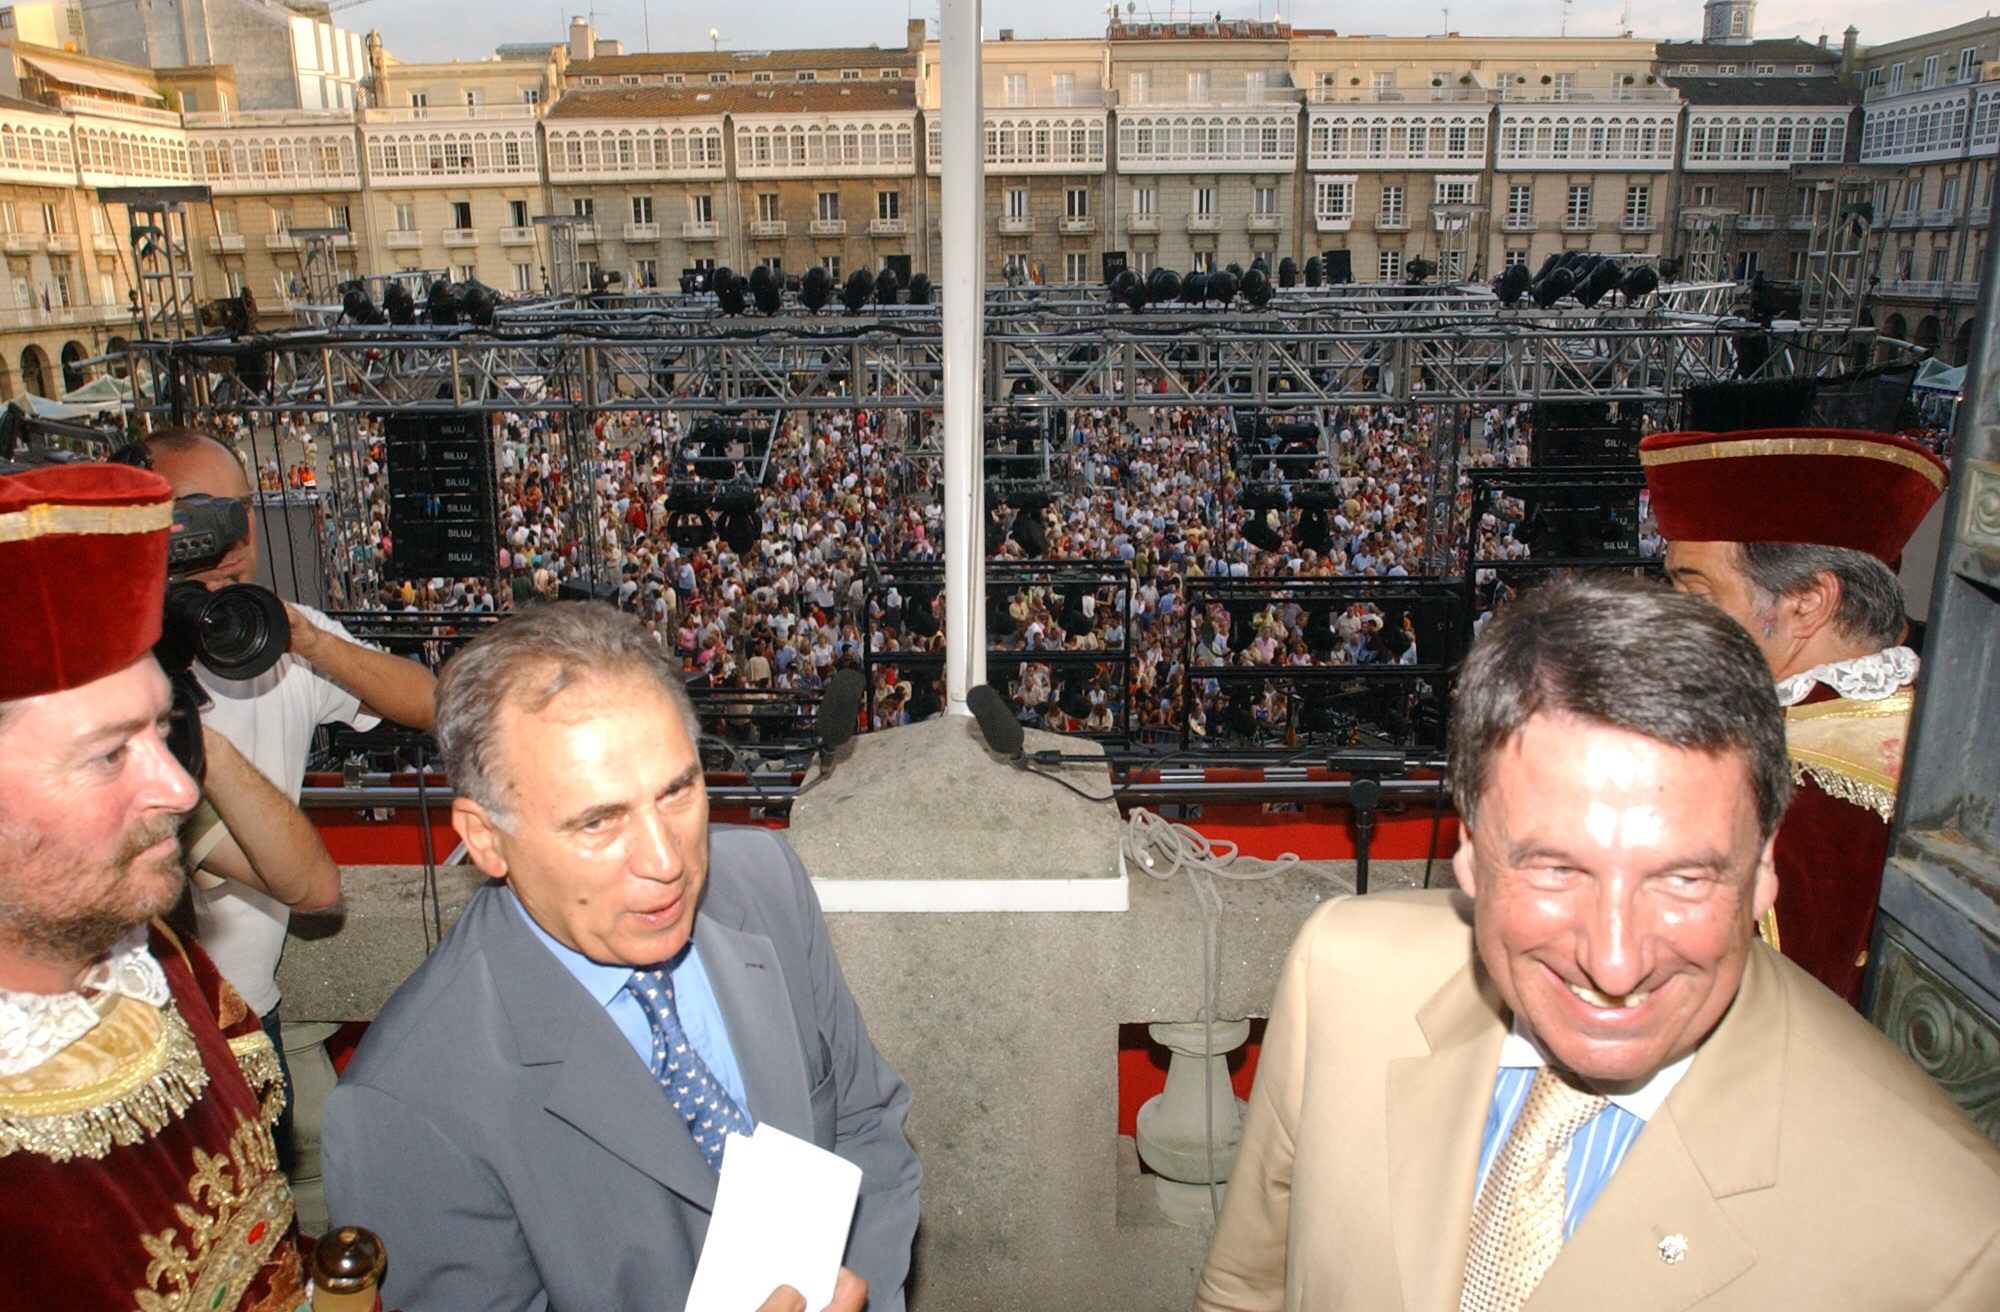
[193,605,380,1015]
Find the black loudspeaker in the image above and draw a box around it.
[1323,250,1354,285]
[1102,251,1129,284]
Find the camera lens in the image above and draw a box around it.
[191,583,291,681]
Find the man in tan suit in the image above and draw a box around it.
[1196,576,2000,1311]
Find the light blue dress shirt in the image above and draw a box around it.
[1473,1023,1691,1240]
[508,890,752,1117]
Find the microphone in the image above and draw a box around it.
[816,668,866,765]
[967,684,1025,760]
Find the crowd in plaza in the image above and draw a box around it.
[273,392,1566,745]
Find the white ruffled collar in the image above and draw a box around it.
[0,926,169,1077]
[1774,646,1918,708]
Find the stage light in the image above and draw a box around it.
[799,266,832,313]
[1406,257,1436,285]
[1225,261,1244,280]
[455,280,499,328]
[1493,263,1533,307]
[1303,255,1322,287]
[664,483,713,549]
[1240,265,1273,308]
[1240,483,1285,552]
[1536,252,1563,281]
[1111,268,1146,311]
[1531,267,1576,309]
[383,281,416,325]
[341,282,385,325]
[746,264,782,315]
[1574,259,1622,309]
[841,268,876,313]
[1656,255,1684,282]
[1180,272,1208,304]
[906,272,933,305]
[426,278,458,325]
[875,266,902,305]
[1148,267,1182,303]
[1206,269,1239,306]
[1277,256,1298,288]
[712,480,761,555]
[713,268,746,315]
[1618,264,1659,304]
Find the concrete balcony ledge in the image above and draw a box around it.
[1561,217,1600,232]
[1787,214,1814,231]
[869,217,909,236]
[385,230,423,249]
[265,233,298,251]
[499,226,536,244]
[1922,209,1958,228]
[43,233,77,253]
[442,228,480,247]
[1736,215,1778,231]
[1888,211,1921,229]
[624,222,660,241]
[572,223,601,242]
[1060,216,1098,234]
[208,233,246,253]
[1127,213,1161,232]
[1372,215,1409,231]
[1501,216,1539,232]
[749,219,788,237]
[3,233,44,254]
[1186,212,1220,232]
[684,220,722,239]
[93,233,120,253]
[1620,217,1658,233]
[1247,212,1283,231]
[809,218,849,236]
[1313,215,1353,233]
[998,215,1034,234]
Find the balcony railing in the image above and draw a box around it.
[1922,208,1959,228]
[1127,213,1160,232]
[998,215,1033,234]
[442,228,479,247]
[571,222,600,242]
[265,233,298,251]
[44,233,78,253]
[1877,278,1982,302]
[1736,214,1778,231]
[1887,210,1921,229]
[0,302,133,331]
[57,95,183,128]
[1310,86,1494,104]
[1561,216,1600,232]
[93,233,120,253]
[1620,216,1657,233]
[1248,212,1283,231]
[1372,214,1409,232]
[364,103,539,123]
[1501,215,1539,232]
[684,220,721,239]
[1314,214,1353,232]
[809,218,848,236]
[500,226,537,245]
[208,233,246,253]
[1187,211,1220,232]
[1059,216,1098,234]
[624,222,660,240]
[749,219,787,237]
[385,230,423,249]
[2,233,41,254]
[869,217,909,236]
[1787,214,1814,231]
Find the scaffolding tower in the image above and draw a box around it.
[101,185,211,342]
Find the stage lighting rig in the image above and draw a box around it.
[1148,267,1182,304]
[383,280,417,325]
[339,280,385,325]
[1405,257,1436,285]
[1240,482,1285,552]
[1239,265,1273,308]
[426,278,457,325]
[664,483,714,550]
[799,265,832,313]
[1303,255,1322,287]
[841,268,876,314]
[906,272,933,304]
[1492,263,1532,307]
[1277,256,1298,288]
[1111,268,1146,311]
[875,266,901,306]
[1617,264,1659,305]
[1206,268,1239,306]
[711,479,761,554]
[746,264,782,315]
[1574,258,1622,310]
[1531,266,1576,309]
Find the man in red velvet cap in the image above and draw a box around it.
[1640,428,1948,1006]
[0,463,306,1311]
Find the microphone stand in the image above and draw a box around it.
[1329,749,1405,895]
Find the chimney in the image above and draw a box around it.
[569,16,596,62]
[1841,25,1859,89]
[908,18,926,52]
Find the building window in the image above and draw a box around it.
[817,192,841,222]
[1888,63,1905,94]
[1372,71,1394,95]
[1133,185,1157,217]
[513,263,534,291]
[1315,177,1355,224]
[1923,56,1940,89]
[1435,176,1475,206]
[632,195,654,224]
[1755,64,1776,75]
[692,194,715,224]
[328,203,351,231]
[1504,248,1528,267]
[1959,47,1978,83]
[1254,185,1278,216]
[216,208,238,235]
[1740,250,1761,280]
[758,193,781,222]
[1507,184,1532,225]
[1941,175,1960,213]
[393,203,416,232]
[842,70,860,81]
[451,201,472,229]
[877,190,901,220]
[1379,249,1403,280]
[1379,184,1404,223]
[663,75,683,87]
[1052,72,1075,106]
[1191,251,1214,274]
[410,92,429,110]
[753,71,773,83]
[1132,249,1154,275]
[1691,185,1716,208]
[1188,70,1211,102]
[711,73,729,85]
[1065,187,1088,219]
[1566,184,1592,225]
[1624,184,1651,226]
[820,254,841,278]
[621,75,641,86]
[635,258,657,288]
[1744,184,1766,216]
[1796,64,1814,74]
[1194,186,1216,217]
[509,199,528,226]
[1552,72,1575,101]
[796,70,816,82]
[1128,71,1149,106]
[1717,64,1737,75]
[1065,252,1089,282]
[572,197,594,219]
[1005,187,1028,219]
[1004,74,1027,107]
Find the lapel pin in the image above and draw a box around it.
[1658,1235,1689,1265]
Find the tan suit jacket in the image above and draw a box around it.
[1196,890,2000,1311]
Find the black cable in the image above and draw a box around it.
[412,739,443,951]
[1022,762,1116,804]
[1422,770,1448,890]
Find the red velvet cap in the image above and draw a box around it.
[1639,428,1947,565]
[0,462,175,700]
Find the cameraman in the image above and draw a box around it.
[145,426,437,1161]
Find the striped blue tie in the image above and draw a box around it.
[628,967,753,1171]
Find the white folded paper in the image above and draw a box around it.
[683,1123,863,1312]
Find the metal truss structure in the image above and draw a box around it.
[1795,164,1905,331]
[1677,208,1732,284]
[102,185,211,343]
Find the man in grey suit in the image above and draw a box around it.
[322,603,919,1312]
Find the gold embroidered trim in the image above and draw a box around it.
[1757,907,1781,951]
[1640,434,1946,490]
[1785,690,1915,723]
[1791,759,1898,821]
[0,1001,208,1162]
[0,499,173,545]
[136,1113,297,1312]
[229,1031,286,1129]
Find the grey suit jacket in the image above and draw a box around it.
[322,827,920,1312]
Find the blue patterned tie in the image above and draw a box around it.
[628,967,753,1171]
